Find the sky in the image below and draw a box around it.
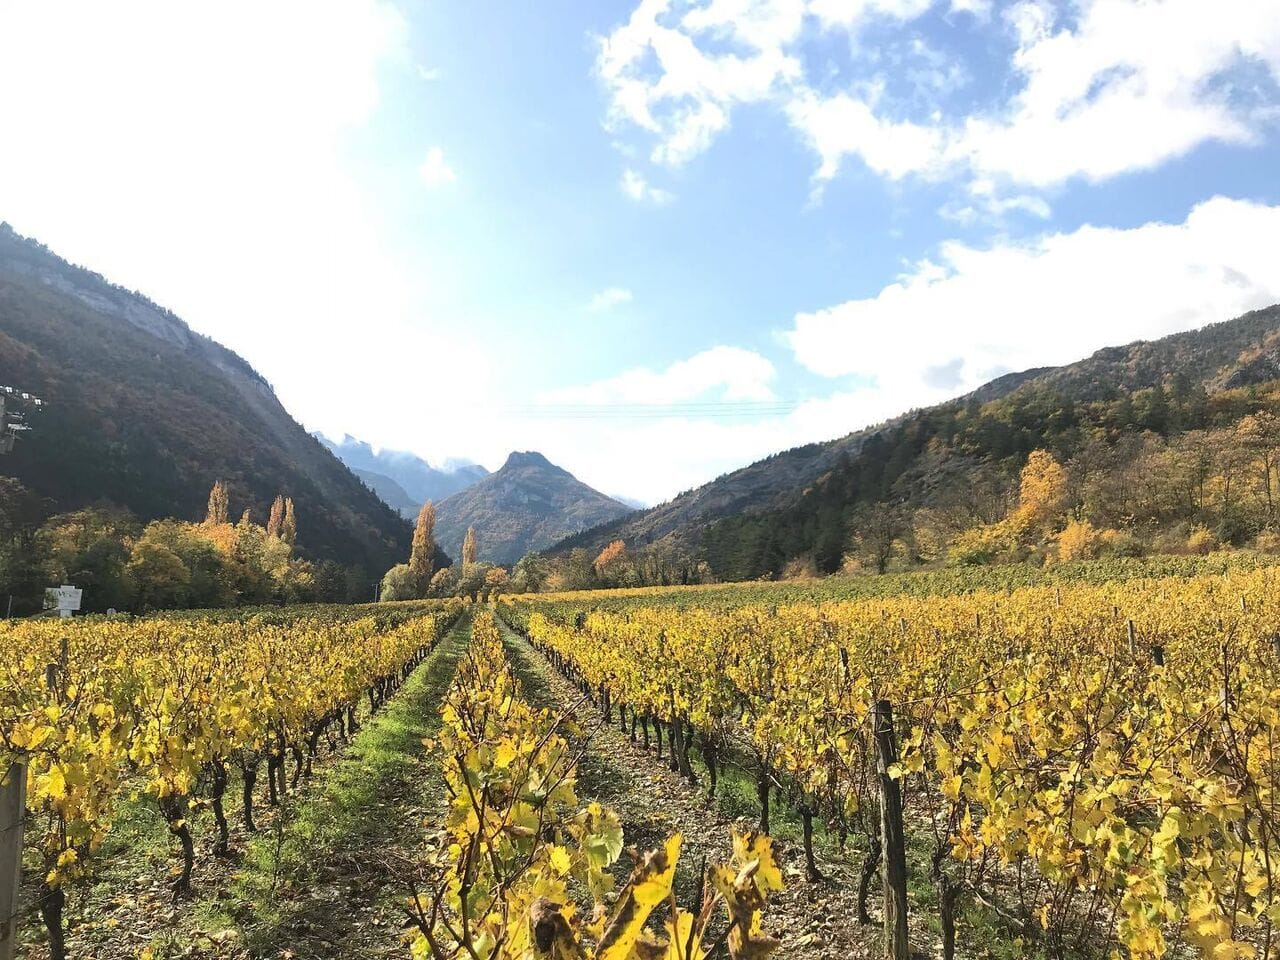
[1,0,1279,506]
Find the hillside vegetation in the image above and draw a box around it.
[551,306,1280,583]
[0,224,411,585]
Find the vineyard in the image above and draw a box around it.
[407,611,784,960]
[502,564,1280,960]
[2,560,1280,959]
[0,600,464,958]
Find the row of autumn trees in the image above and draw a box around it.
[379,503,509,601]
[843,418,1280,576]
[0,478,362,615]
[509,539,714,592]
[378,502,716,602]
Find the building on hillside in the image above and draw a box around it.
[0,386,43,454]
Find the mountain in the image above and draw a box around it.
[435,451,632,564]
[0,223,412,577]
[553,305,1280,577]
[611,494,650,511]
[320,434,488,517]
[351,467,419,518]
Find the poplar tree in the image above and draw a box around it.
[266,495,285,539]
[462,526,478,567]
[281,498,297,546]
[410,501,436,592]
[205,480,230,525]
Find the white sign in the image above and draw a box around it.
[45,585,82,617]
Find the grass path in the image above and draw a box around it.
[21,614,472,960]
[221,613,473,959]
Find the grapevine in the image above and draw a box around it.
[501,568,1280,958]
[408,610,785,960]
[0,598,464,958]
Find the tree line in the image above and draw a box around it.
[703,379,1280,580]
[0,479,371,615]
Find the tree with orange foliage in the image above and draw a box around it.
[462,526,478,567]
[594,539,626,574]
[1013,449,1069,531]
[410,501,436,592]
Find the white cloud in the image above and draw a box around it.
[948,0,992,18]
[620,167,675,203]
[785,88,945,181]
[540,346,777,405]
[418,146,457,187]
[588,287,635,311]
[940,177,1052,222]
[597,0,804,167]
[785,197,1280,400]
[808,0,932,32]
[949,0,1277,187]
[417,64,443,81]
[598,0,1280,196]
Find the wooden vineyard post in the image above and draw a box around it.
[873,700,909,960]
[0,758,26,960]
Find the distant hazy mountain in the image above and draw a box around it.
[611,493,649,510]
[320,434,488,518]
[0,223,411,575]
[434,451,632,564]
[351,468,419,518]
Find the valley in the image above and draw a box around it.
[6,229,1280,960]
[3,3,1280,956]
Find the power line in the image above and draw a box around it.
[499,399,800,421]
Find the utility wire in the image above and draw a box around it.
[499,400,800,420]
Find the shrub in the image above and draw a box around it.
[1256,529,1280,554]
[1099,527,1145,558]
[1058,519,1102,562]
[379,562,419,601]
[1186,526,1218,556]
[949,522,1015,566]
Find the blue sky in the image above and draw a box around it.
[1,1,1279,504]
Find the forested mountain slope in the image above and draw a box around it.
[0,223,411,578]
[555,306,1280,579]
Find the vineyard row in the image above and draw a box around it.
[0,599,465,960]
[501,568,1280,960]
